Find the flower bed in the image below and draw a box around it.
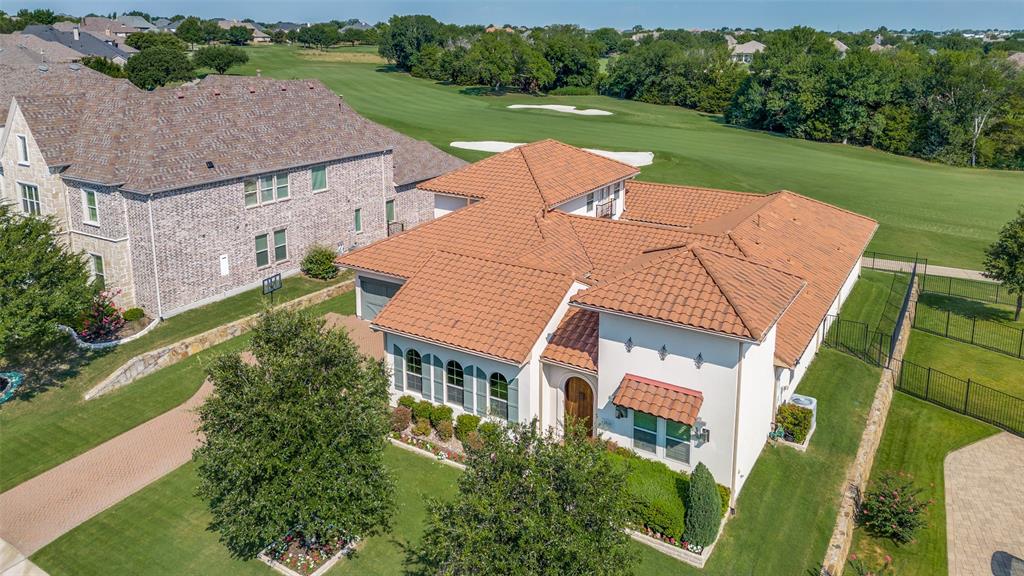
[259,531,357,576]
[391,431,466,465]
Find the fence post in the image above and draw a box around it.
[926,367,931,398]
[964,379,972,415]
[970,317,977,346]
[1019,329,1023,359]
[945,310,950,337]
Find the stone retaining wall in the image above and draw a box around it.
[84,280,353,400]
[821,279,919,575]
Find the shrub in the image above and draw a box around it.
[455,414,481,442]
[463,430,484,451]
[300,244,339,280]
[716,485,731,516]
[430,404,454,427]
[122,307,145,322]
[776,403,813,443]
[606,451,686,539]
[78,290,125,342]
[413,400,433,422]
[435,420,454,441]
[398,395,417,410]
[684,462,722,547]
[858,472,929,543]
[412,417,432,437]
[391,406,412,433]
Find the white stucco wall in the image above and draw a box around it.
[433,193,469,218]
[551,179,626,219]
[733,325,777,496]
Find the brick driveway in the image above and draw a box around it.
[946,432,1024,576]
[0,381,212,556]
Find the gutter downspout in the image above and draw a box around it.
[146,196,164,318]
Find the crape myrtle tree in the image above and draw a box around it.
[0,204,93,360]
[193,309,395,558]
[984,206,1024,320]
[418,421,636,575]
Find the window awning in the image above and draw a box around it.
[612,374,703,426]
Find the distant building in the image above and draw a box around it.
[1008,52,1024,69]
[730,40,765,63]
[21,24,132,65]
[270,22,307,32]
[0,32,86,67]
[217,19,272,43]
[115,15,155,32]
[66,16,138,38]
[151,18,184,33]
[485,25,515,33]
[832,38,849,56]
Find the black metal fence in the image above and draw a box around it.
[920,274,1012,306]
[893,359,1024,436]
[914,304,1024,359]
[823,315,893,367]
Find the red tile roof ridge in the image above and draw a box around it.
[627,180,765,198]
[542,138,641,175]
[518,145,546,206]
[775,189,879,225]
[621,373,703,399]
[694,244,807,285]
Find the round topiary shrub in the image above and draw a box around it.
[412,417,432,437]
[455,414,481,442]
[435,419,454,441]
[858,471,929,543]
[430,404,454,427]
[413,400,433,422]
[123,307,145,322]
[398,395,417,410]
[300,244,339,280]
[391,406,412,434]
[684,462,722,548]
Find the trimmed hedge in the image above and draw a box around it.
[435,419,454,441]
[430,404,454,426]
[685,462,721,547]
[777,403,813,443]
[391,406,412,433]
[123,308,145,322]
[412,400,433,422]
[455,414,481,442]
[398,395,417,410]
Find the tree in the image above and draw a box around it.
[225,25,254,46]
[537,25,600,88]
[193,45,249,74]
[339,27,365,46]
[0,204,93,360]
[81,55,126,78]
[590,27,623,57]
[269,28,287,44]
[200,19,223,44]
[684,462,722,548]
[125,46,195,89]
[417,421,635,575]
[194,309,395,558]
[297,23,340,51]
[174,16,204,48]
[378,14,441,70]
[984,206,1024,320]
[125,31,187,52]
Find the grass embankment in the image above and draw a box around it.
[0,276,351,491]
[235,45,1022,269]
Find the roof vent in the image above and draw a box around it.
[37,64,49,72]
[69,63,81,70]
[206,161,215,169]
[280,84,287,91]
[176,92,185,99]
[213,89,220,96]
[248,86,256,94]
[307,83,315,90]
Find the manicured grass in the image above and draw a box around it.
[31,446,460,576]
[0,282,354,491]
[850,393,997,576]
[903,330,1024,398]
[234,45,1023,269]
[840,269,898,328]
[916,292,1024,330]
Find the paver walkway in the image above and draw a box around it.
[0,381,212,556]
[945,432,1024,576]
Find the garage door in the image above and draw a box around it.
[360,277,401,321]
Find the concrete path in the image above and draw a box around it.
[0,381,212,556]
[945,432,1024,576]
[862,257,989,281]
[0,538,47,576]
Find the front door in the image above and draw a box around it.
[564,377,594,436]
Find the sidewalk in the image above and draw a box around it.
[862,257,988,281]
[0,381,212,556]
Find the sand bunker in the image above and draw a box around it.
[450,141,653,167]
[507,104,613,116]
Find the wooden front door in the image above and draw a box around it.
[564,377,594,436]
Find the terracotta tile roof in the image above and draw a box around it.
[417,139,638,208]
[622,181,765,228]
[541,308,599,372]
[572,245,805,340]
[371,251,574,364]
[12,76,461,194]
[613,374,703,426]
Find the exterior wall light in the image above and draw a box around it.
[700,428,711,443]
[695,353,704,369]
[658,345,668,360]
[615,405,627,419]
[625,337,633,352]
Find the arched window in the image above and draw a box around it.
[489,373,509,420]
[405,349,422,393]
[445,360,464,405]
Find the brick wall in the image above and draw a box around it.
[1,104,68,225]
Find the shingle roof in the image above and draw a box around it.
[13,76,461,194]
[0,32,86,65]
[541,308,599,373]
[70,17,139,37]
[419,139,638,208]
[572,245,805,340]
[372,251,574,364]
[20,25,131,60]
[622,181,764,229]
[0,60,127,127]
[613,374,703,425]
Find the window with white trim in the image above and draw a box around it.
[90,253,105,289]
[354,208,362,233]
[247,173,289,206]
[82,189,99,224]
[405,349,423,393]
[489,373,509,420]
[311,165,328,192]
[586,192,594,212]
[633,411,657,453]
[665,420,691,464]
[273,228,288,261]
[255,233,270,268]
[445,360,464,406]
[16,135,29,164]
[244,180,258,207]
[19,183,40,215]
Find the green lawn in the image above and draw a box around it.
[233,45,1022,269]
[916,292,1024,330]
[0,281,353,491]
[903,330,1024,398]
[840,269,898,328]
[850,393,997,576]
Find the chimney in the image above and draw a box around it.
[73,26,80,41]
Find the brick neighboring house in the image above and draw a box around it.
[0,75,464,317]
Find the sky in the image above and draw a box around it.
[9,0,1024,31]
